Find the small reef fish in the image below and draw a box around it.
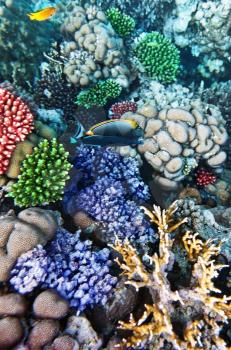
[27,7,56,21]
[74,119,144,146]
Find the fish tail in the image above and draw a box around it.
[27,13,35,20]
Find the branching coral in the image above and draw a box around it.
[76,79,122,108]
[8,139,72,207]
[113,202,231,350]
[106,7,135,36]
[134,32,180,83]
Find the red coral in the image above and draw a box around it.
[0,88,34,175]
[109,101,137,119]
[196,168,217,186]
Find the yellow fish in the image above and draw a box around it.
[27,7,56,21]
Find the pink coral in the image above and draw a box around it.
[109,101,137,119]
[0,88,34,175]
[196,168,217,186]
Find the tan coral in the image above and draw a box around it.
[113,202,231,350]
[0,208,60,282]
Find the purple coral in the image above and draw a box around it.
[72,176,156,248]
[72,145,150,202]
[10,228,117,312]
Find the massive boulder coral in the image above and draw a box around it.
[163,0,231,78]
[120,103,228,189]
[60,2,132,88]
[0,207,60,281]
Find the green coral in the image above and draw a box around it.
[106,7,135,36]
[8,139,72,207]
[134,32,180,83]
[76,79,122,109]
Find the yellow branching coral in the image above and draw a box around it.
[113,201,231,350]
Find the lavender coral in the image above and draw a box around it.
[10,228,117,312]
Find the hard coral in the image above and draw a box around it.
[109,101,137,119]
[11,228,117,312]
[76,79,122,109]
[113,202,231,350]
[196,168,217,187]
[134,32,180,83]
[106,7,135,36]
[0,88,34,175]
[0,207,59,282]
[8,139,72,207]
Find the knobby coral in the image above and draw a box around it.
[10,228,117,312]
[76,79,122,108]
[8,139,72,207]
[106,7,135,36]
[134,32,180,83]
[0,88,34,175]
[112,202,231,349]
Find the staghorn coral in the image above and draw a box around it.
[0,207,60,282]
[76,79,122,108]
[106,7,135,36]
[113,202,231,349]
[134,32,180,83]
[119,103,228,190]
[60,2,133,88]
[8,139,72,207]
[10,228,117,312]
[163,0,231,79]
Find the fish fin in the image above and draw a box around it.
[27,13,36,20]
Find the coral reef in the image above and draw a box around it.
[195,168,217,187]
[0,207,59,281]
[0,0,59,86]
[119,103,228,190]
[10,228,117,312]
[0,88,34,175]
[60,3,132,88]
[106,7,135,36]
[76,79,122,108]
[109,101,137,119]
[134,32,180,83]
[113,202,231,349]
[8,139,72,207]
[163,0,231,79]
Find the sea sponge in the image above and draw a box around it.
[120,104,228,189]
[8,139,72,207]
[134,32,180,83]
[106,8,135,36]
[60,3,132,88]
[0,207,59,282]
[33,290,69,319]
[76,79,122,109]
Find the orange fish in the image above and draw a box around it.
[27,7,56,21]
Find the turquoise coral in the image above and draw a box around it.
[106,7,135,36]
[134,32,180,83]
[76,79,122,109]
[8,139,72,207]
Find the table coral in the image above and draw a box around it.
[120,103,228,190]
[0,88,34,175]
[8,138,72,207]
[0,207,60,282]
[10,228,117,312]
[60,2,132,88]
[133,32,180,83]
[112,202,231,349]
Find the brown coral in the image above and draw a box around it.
[113,202,231,350]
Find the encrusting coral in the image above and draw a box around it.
[112,202,231,350]
[8,138,72,207]
[60,2,133,88]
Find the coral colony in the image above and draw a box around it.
[0,0,230,348]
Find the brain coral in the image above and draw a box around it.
[120,103,228,189]
[0,207,60,282]
[0,88,34,175]
[60,2,132,88]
